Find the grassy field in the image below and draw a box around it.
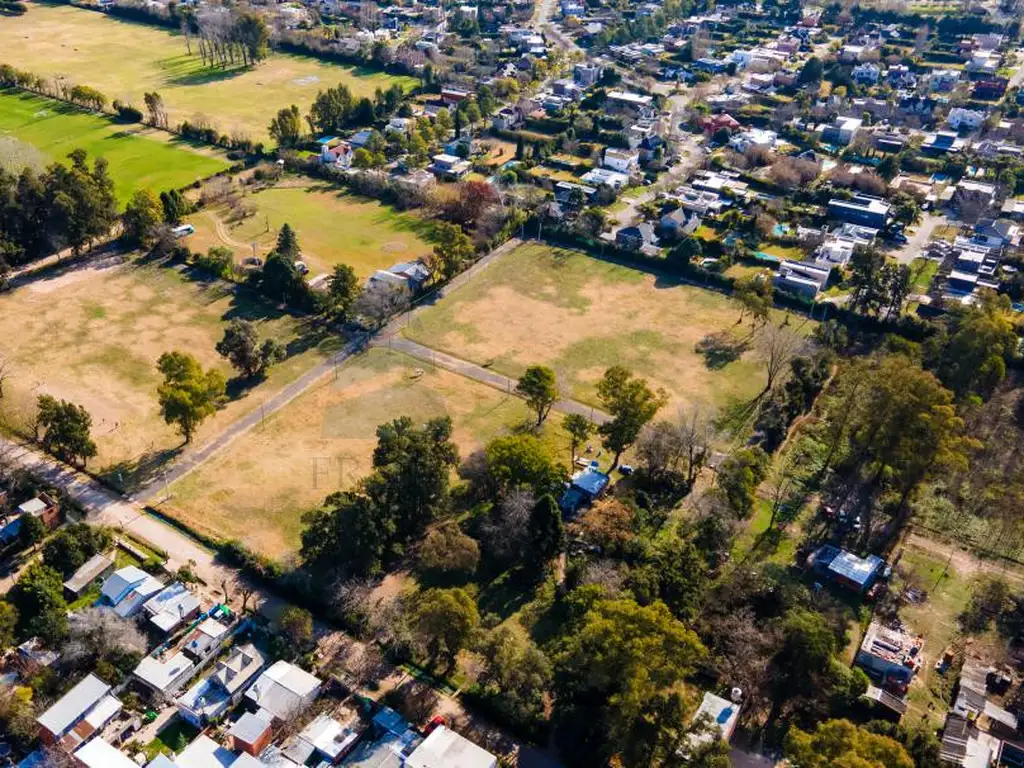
[186,182,435,279]
[0,255,340,488]
[167,348,573,556]
[402,243,803,413]
[0,90,229,205]
[0,3,418,142]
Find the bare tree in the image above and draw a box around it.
[65,607,148,663]
[0,353,10,400]
[756,323,807,397]
[481,489,534,562]
[353,283,410,330]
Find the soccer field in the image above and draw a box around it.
[0,3,419,142]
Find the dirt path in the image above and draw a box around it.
[906,531,1024,588]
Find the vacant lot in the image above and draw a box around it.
[403,243,797,413]
[187,183,435,279]
[0,4,418,141]
[0,255,339,486]
[168,348,571,556]
[0,90,229,204]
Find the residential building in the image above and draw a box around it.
[100,566,165,619]
[580,167,630,190]
[74,738,137,768]
[974,78,1008,100]
[367,260,431,294]
[922,131,966,155]
[143,582,201,635]
[729,129,776,153]
[427,153,471,181]
[615,223,659,254]
[828,195,890,229]
[283,714,362,765]
[229,711,274,757]
[929,68,961,91]
[0,493,60,543]
[947,107,986,132]
[560,464,611,515]
[574,62,603,86]
[321,141,353,170]
[134,651,196,701]
[807,545,886,594]
[554,181,597,206]
[491,107,522,131]
[63,553,114,600]
[660,208,700,237]
[177,643,268,728]
[819,116,863,146]
[699,113,741,135]
[951,179,997,213]
[406,726,499,768]
[975,218,1021,247]
[965,52,1000,76]
[36,673,121,749]
[773,260,831,298]
[606,90,655,114]
[689,692,741,748]
[181,616,232,660]
[173,734,239,768]
[244,660,323,722]
[856,621,923,696]
[603,148,639,174]
[852,62,880,84]
[440,87,472,105]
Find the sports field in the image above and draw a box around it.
[0,3,418,142]
[0,90,229,204]
[0,256,340,487]
[187,183,436,279]
[167,348,572,556]
[403,243,803,413]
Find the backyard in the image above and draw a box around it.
[0,255,340,489]
[401,243,804,414]
[166,348,573,556]
[0,90,229,205]
[185,182,436,280]
[0,3,418,142]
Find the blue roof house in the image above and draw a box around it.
[559,465,610,516]
[809,545,885,593]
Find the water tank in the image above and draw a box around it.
[730,687,743,703]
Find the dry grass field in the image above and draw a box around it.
[167,348,572,556]
[0,255,340,487]
[403,243,804,413]
[185,182,435,280]
[0,4,418,142]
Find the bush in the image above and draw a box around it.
[112,100,143,123]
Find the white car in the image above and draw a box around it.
[294,260,310,276]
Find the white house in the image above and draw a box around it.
[406,726,499,768]
[819,116,863,146]
[852,62,880,84]
[603,148,639,174]
[143,582,201,634]
[36,673,121,749]
[74,738,137,768]
[729,129,777,153]
[947,107,986,131]
[929,68,961,91]
[244,660,323,722]
[133,651,196,701]
[177,643,267,728]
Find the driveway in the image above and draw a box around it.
[892,212,946,265]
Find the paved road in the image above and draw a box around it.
[892,211,946,265]
[377,337,611,424]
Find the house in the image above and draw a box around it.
[975,218,1021,247]
[73,738,137,768]
[244,660,323,722]
[560,464,611,515]
[939,714,997,768]
[367,260,431,294]
[492,107,522,131]
[660,208,700,237]
[873,132,908,153]
[856,621,922,695]
[0,493,60,543]
[605,90,655,114]
[554,181,597,206]
[101,566,164,619]
[173,734,239,768]
[134,651,196,701]
[828,195,890,229]
[283,714,362,765]
[819,116,862,146]
[852,62,880,85]
[974,78,1008,100]
[427,153,471,181]
[181,616,232,661]
[729,129,776,153]
[951,180,997,213]
[406,726,498,768]
[694,57,729,74]
[929,68,961,91]
[773,260,831,298]
[922,132,966,155]
[385,117,413,135]
[143,582,201,635]
[947,107,986,132]
[689,692,741,748]
[616,223,659,254]
[574,62,603,86]
[229,710,274,756]
[36,673,121,749]
[17,637,60,674]
[321,141,353,170]
[807,545,886,594]
[341,708,422,767]
[699,113,741,135]
[965,52,1000,77]
[580,167,629,190]
[603,148,639,174]
[440,87,472,105]
[63,552,115,600]
[177,644,268,728]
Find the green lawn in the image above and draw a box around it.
[144,717,200,761]
[911,258,939,293]
[0,3,418,142]
[0,90,228,205]
[187,183,436,279]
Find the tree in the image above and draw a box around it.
[757,323,807,396]
[785,719,914,768]
[275,223,300,260]
[7,563,68,645]
[517,365,559,426]
[122,189,163,247]
[418,522,480,576]
[479,624,552,726]
[734,272,774,327]
[564,413,594,463]
[301,491,393,578]
[716,446,768,517]
[18,514,45,551]
[278,606,314,651]
[530,493,565,561]
[596,366,667,469]
[156,351,227,442]
[36,395,97,467]
[430,221,475,280]
[799,56,823,83]
[216,320,285,379]
[327,263,360,319]
[143,91,168,128]
[670,235,702,265]
[269,105,303,147]
[65,606,147,667]
[42,524,110,578]
[412,587,479,668]
[0,602,17,650]
[933,295,1018,399]
[484,434,565,496]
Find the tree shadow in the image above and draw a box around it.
[695,331,750,370]
[165,65,250,88]
[100,445,183,493]
[477,567,539,621]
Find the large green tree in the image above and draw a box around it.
[122,189,163,247]
[36,395,97,467]
[517,365,559,426]
[215,320,285,379]
[156,351,227,442]
[485,433,566,496]
[785,719,914,768]
[412,587,479,669]
[7,563,68,645]
[596,366,666,469]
